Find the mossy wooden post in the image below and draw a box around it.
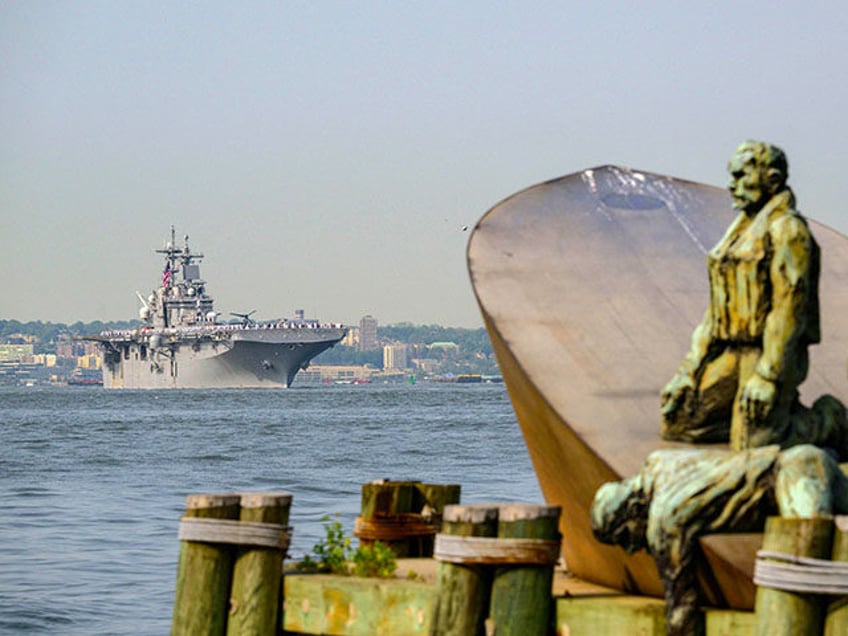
[754,516,834,636]
[415,483,461,556]
[359,480,417,556]
[432,504,498,636]
[357,480,460,557]
[825,515,848,636]
[489,504,561,636]
[227,492,292,636]
[171,493,240,636]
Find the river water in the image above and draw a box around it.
[0,383,541,634]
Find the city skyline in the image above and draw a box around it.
[4,3,848,328]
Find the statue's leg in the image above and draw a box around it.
[780,395,848,458]
[774,445,845,517]
[662,349,739,443]
[737,346,848,455]
[654,547,705,636]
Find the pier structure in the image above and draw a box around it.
[169,483,848,635]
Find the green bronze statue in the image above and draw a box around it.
[661,140,847,455]
[591,444,848,636]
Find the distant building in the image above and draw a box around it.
[383,344,408,370]
[358,315,379,351]
[411,358,440,374]
[298,365,376,383]
[429,341,459,355]
[342,326,360,347]
[0,344,34,362]
[6,333,38,344]
[77,354,101,370]
[33,354,57,367]
[56,335,96,358]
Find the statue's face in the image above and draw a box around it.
[728,150,769,215]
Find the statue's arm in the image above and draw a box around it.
[755,216,811,383]
[661,309,712,413]
[741,216,810,422]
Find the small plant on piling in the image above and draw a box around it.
[297,514,352,574]
[297,514,397,578]
[352,540,398,578]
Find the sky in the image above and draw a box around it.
[2,2,848,328]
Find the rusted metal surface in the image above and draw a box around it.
[467,165,848,597]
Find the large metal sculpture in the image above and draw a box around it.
[468,140,848,626]
[591,141,848,635]
[661,141,847,454]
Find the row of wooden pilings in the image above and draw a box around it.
[169,481,562,636]
[753,516,848,636]
[171,491,293,635]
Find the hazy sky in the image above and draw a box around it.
[3,2,847,328]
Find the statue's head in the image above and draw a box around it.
[590,478,648,554]
[727,140,788,215]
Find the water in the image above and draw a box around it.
[0,383,541,634]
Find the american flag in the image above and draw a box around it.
[162,263,172,288]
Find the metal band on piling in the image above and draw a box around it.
[754,550,848,595]
[354,514,440,541]
[178,517,292,550]
[434,534,561,565]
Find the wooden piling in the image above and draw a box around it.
[432,504,499,636]
[171,493,241,636]
[754,516,834,636]
[825,516,848,636]
[415,482,462,555]
[356,480,460,557]
[226,492,292,636]
[489,503,561,636]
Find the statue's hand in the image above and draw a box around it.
[739,373,777,425]
[661,372,695,418]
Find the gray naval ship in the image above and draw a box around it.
[83,227,347,389]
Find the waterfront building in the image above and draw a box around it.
[342,326,360,347]
[358,315,379,351]
[383,344,408,370]
[0,344,34,362]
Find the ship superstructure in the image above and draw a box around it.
[83,227,346,388]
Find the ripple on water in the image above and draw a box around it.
[0,384,540,634]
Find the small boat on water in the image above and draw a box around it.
[467,165,848,607]
[81,227,347,389]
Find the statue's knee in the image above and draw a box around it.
[779,443,826,469]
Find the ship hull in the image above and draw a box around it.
[100,328,345,389]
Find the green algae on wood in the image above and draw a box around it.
[489,503,560,636]
[283,573,435,635]
[227,492,292,636]
[431,504,498,636]
[171,493,240,636]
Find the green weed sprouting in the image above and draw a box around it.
[297,514,397,579]
[352,540,397,578]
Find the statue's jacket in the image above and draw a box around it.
[696,189,820,383]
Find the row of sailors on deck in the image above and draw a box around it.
[100,320,344,338]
